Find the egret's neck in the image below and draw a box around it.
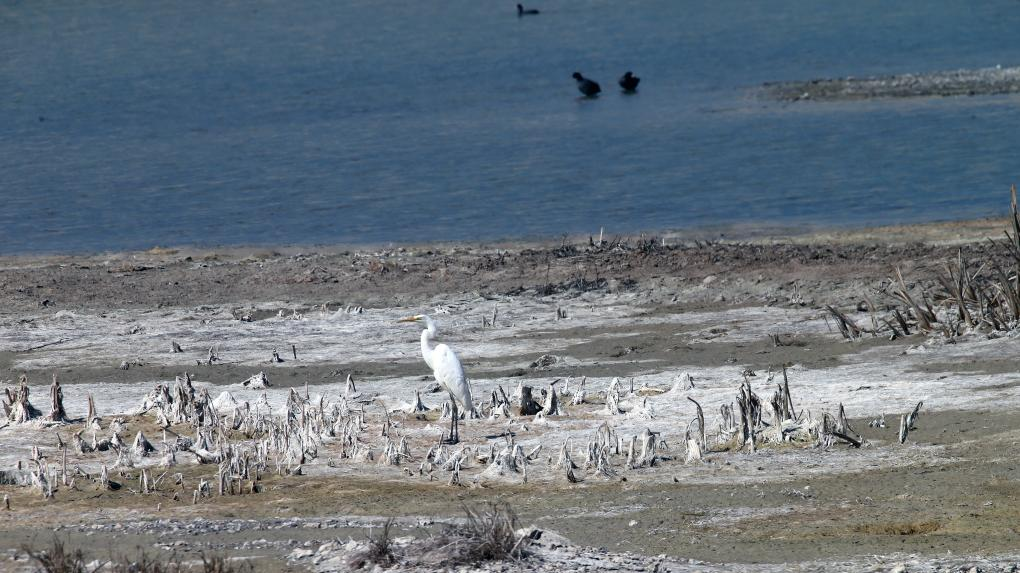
[419,318,438,369]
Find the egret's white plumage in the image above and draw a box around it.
[400,314,475,442]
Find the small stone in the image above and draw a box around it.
[291,548,315,559]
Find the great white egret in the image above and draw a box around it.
[619,71,640,92]
[398,314,475,444]
[572,72,602,97]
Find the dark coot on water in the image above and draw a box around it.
[517,4,539,15]
[572,72,601,97]
[619,71,640,92]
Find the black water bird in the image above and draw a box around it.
[517,4,539,15]
[619,71,640,92]
[572,72,601,97]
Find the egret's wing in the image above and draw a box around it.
[432,343,473,410]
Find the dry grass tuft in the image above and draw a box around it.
[198,553,253,573]
[348,518,397,569]
[105,550,180,573]
[365,518,397,566]
[853,520,940,536]
[459,501,530,562]
[22,537,251,573]
[836,186,1020,339]
[22,537,99,573]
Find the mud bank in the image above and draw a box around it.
[762,65,1020,101]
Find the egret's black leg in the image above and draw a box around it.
[454,402,460,443]
[447,399,459,444]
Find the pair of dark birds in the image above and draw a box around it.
[572,71,640,96]
[514,5,640,96]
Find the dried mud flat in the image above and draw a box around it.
[3,218,1020,572]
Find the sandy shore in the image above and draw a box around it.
[3,217,1020,572]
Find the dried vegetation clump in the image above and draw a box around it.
[827,186,1020,340]
[347,518,397,569]
[20,536,251,573]
[345,503,531,570]
[457,502,530,562]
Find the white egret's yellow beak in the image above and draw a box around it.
[397,315,423,323]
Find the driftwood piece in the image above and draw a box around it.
[638,428,657,467]
[60,445,68,486]
[687,397,707,451]
[48,374,69,423]
[831,430,863,448]
[604,378,623,415]
[685,429,703,463]
[672,372,695,392]
[586,444,616,479]
[410,390,429,414]
[736,381,760,452]
[72,431,91,454]
[906,401,923,429]
[570,377,586,405]
[5,376,41,423]
[835,403,852,435]
[133,431,156,457]
[243,371,271,389]
[30,465,51,498]
[825,305,864,341]
[555,440,577,470]
[781,367,797,421]
[517,386,542,416]
[86,394,101,431]
[625,435,637,469]
[540,381,562,416]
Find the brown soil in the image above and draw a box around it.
[0,218,1011,315]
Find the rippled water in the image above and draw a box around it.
[3,0,1020,253]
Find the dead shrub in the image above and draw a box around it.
[198,553,253,573]
[22,538,251,573]
[22,537,99,573]
[458,501,529,562]
[348,518,397,569]
[365,518,397,566]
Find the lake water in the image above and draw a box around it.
[3,0,1020,253]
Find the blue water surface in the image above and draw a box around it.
[2,0,1020,253]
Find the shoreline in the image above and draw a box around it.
[0,215,1011,317]
[0,214,1009,264]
